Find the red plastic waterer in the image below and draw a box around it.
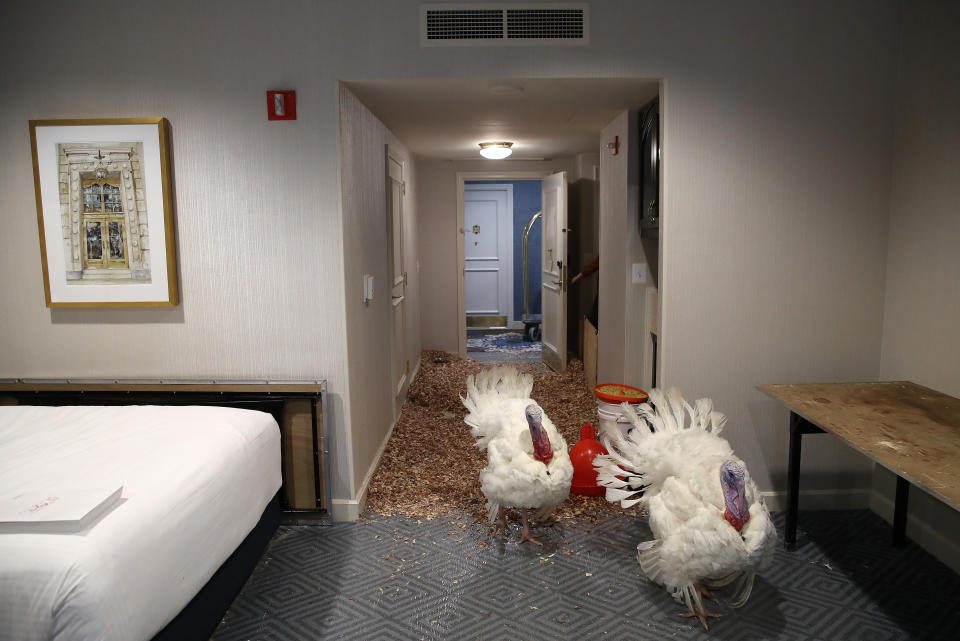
[569,423,608,496]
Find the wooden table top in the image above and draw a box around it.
[758,381,960,511]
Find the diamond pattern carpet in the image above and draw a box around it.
[213,509,960,641]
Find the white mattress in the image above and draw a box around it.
[0,405,281,641]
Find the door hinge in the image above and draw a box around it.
[400,181,406,196]
[403,271,407,286]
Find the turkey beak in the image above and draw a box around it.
[525,404,553,465]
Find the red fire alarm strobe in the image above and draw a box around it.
[267,90,296,120]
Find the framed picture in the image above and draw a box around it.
[29,118,178,307]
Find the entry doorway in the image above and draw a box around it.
[457,171,568,371]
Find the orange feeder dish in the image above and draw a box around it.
[593,383,649,405]
[593,383,648,442]
[569,423,608,496]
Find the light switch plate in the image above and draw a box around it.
[363,274,374,303]
[632,263,647,284]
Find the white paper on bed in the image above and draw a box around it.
[0,405,281,641]
[0,486,123,533]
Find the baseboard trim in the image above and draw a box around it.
[761,488,960,574]
[330,498,362,522]
[761,488,871,513]
[331,418,396,522]
[870,490,960,574]
[331,360,421,522]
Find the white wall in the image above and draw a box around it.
[656,7,898,497]
[338,87,420,514]
[0,1,356,499]
[876,0,960,570]
[0,0,904,517]
[597,111,631,384]
[597,109,658,391]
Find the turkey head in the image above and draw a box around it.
[525,404,553,465]
[721,460,750,531]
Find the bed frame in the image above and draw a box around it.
[0,379,330,641]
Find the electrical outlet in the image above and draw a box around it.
[632,263,647,284]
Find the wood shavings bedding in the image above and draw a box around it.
[365,350,639,524]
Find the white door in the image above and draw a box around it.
[541,171,568,371]
[387,151,407,396]
[464,184,513,321]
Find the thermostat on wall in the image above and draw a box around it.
[267,90,296,120]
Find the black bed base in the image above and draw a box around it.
[151,493,280,641]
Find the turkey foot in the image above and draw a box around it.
[518,508,543,546]
[680,585,722,630]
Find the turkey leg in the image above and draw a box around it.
[518,508,542,546]
[493,506,507,535]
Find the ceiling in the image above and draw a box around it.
[343,78,659,161]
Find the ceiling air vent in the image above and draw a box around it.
[421,3,588,46]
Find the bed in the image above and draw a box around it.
[0,404,281,641]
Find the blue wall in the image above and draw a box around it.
[466,180,541,321]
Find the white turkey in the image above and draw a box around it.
[462,365,573,545]
[594,388,776,629]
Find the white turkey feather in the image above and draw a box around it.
[594,387,776,625]
[461,366,572,524]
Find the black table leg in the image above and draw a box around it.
[893,475,910,547]
[785,412,825,549]
[785,413,803,548]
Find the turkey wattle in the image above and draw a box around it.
[594,388,776,629]
[462,366,572,545]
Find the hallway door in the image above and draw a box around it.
[464,183,513,323]
[387,150,407,396]
[541,171,568,372]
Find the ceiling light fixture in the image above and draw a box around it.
[478,141,513,159]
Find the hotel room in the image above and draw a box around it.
[1,1,958,639]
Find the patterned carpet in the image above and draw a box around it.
[212,509,960,640]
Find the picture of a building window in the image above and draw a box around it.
[57,142,151,283]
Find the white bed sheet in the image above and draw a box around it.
[0,405,281,641]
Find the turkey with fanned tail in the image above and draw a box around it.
[594,387,776,629]
[462,365,572,545]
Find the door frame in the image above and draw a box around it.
[456,170,551,357]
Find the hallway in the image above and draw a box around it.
[366,349,615,523]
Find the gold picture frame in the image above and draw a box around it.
[29,118,178,307]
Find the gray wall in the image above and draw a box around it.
[876,0,960,569]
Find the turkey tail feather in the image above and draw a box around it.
[729,570,756,608]
[461,365,534,448]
